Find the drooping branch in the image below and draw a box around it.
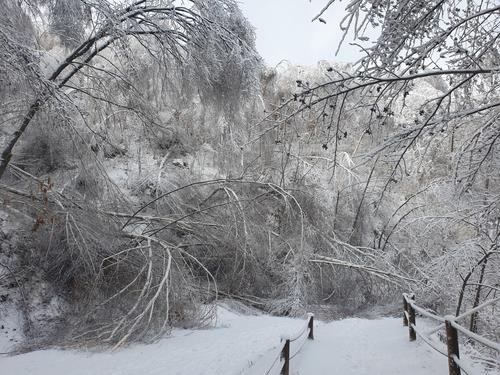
[0,1,231,181]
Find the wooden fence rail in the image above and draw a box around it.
[403,293,500,375]
[266,313,314,375]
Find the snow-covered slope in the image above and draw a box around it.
[2,304,480,375]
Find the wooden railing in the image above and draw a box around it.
[265,313,314,375]
[403,293,500,375]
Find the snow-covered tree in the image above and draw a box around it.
[0,0,265,347]
[0,0,259,180]
[289,0,500,334]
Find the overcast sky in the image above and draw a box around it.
[238,0,363,66]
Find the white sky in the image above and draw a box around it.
[238,0,364,66]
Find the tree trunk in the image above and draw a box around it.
[469,258,488,333]
[0,100,43,180]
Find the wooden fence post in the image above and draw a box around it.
[445,317,461,375]
[408,294,416,341]
[403,294,409,326]
[308,314,314,340]
[280,338,290,375]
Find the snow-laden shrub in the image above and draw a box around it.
[15,187,214,347]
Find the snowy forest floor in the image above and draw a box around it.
[0,302,483,375]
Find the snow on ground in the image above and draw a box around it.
[294,318,448,375]
[0,306,23,354]
[1,304,490,375]
[1,305,305,375]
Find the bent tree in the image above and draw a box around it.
[0,0,251,180]
[0,0,264,347]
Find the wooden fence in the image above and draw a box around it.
[403,293,500,375]
[265,313,314,375]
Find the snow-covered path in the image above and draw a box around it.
[293,318,447,375]
[1,307,451,375]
